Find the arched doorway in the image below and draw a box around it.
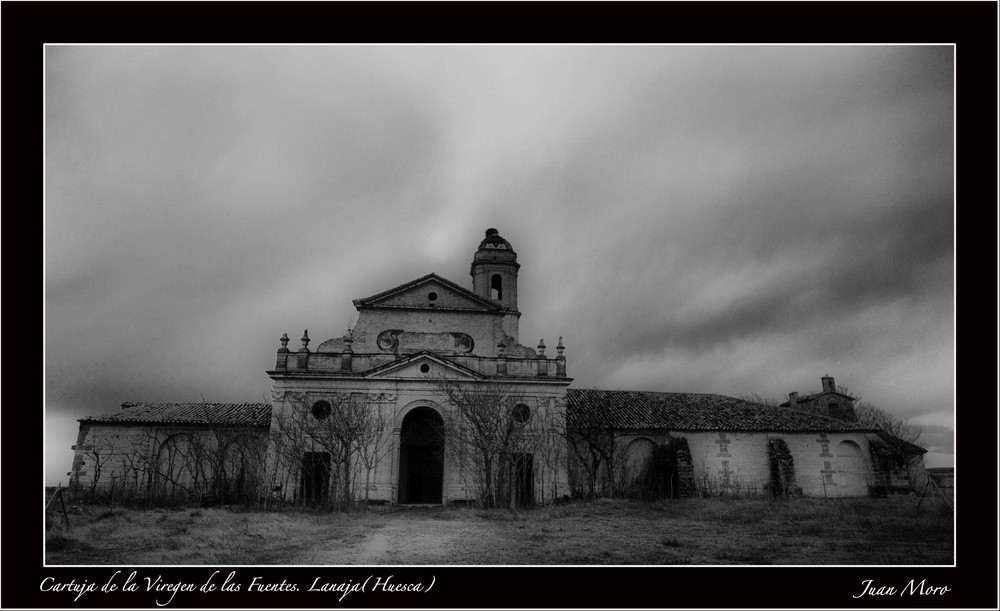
[625,438,657,481]
[835,440,867,496]
[398,406,445,504]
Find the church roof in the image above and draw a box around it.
[353,272,501,310]
[871,430,927,454]
[566,389,875,432]
[81,402,272,428]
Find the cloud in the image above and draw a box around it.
[44,45,954,484]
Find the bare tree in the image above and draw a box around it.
[433,377,556,509]
[559,390,620,500]
[76,438,117,499]
[350,397,392,509]
[107,431,155,506]
[532,399,567,504]
[268,407,312,507]
[838,386,923,446]
[273,391,395,510]
[739,392,781,407]
[853,401,923,446]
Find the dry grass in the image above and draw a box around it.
[46,496,953,565]
[46,505,392,565]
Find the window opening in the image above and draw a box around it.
[491,274,503,300]
[312,400,332,420]
[512,403,531,424]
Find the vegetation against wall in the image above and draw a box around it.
[767,438,798,497]
[270,391,393,510]
[71,417,269,508]
[433,378,563,509]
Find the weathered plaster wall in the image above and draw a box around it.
[678,431,873,497]
[268,375,570,505]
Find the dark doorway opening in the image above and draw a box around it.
[399,407,445,504]
[510,453,534,508]
[301,452,331,505]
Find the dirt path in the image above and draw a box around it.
[294,509,499,565]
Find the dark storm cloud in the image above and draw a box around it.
[46,46,448,408]
[45,46,955,483]
[514,48,953,388]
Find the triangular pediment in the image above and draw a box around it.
[353,273,500,311]
[364,351,484,380]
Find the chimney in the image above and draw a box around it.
[788,392,799,408]
[821,376,836,393]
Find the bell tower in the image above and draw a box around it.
[471,228,520,340]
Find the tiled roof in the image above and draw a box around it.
[566,389,874,432]
[872,430,927,454]
[81,402,272,428]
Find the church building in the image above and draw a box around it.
[265,228,570,507]
[68,229,925,506]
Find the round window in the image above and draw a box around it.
[428,292,438,301]
[512,403,531,424]
[311,400,332,420]
[420,363,430,374]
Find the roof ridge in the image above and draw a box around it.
[566,387,875,432]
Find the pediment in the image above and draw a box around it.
[364,352,483,380]
[353,273,499,311]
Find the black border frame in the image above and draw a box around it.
[8,1,997,608]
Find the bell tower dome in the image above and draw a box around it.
[471,228,520,310]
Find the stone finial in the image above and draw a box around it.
[300,330,310,353]
[344,328,354,353]
[556,336,564,357]
[278,333,290,353]
[537,339,546,357]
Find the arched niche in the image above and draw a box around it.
[625,437,657,479]
[835,440,867,496]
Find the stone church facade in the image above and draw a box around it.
[265,228,570,506]
[68,229,925,506]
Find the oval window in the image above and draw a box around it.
[311,400,332,420]
[512,403,531,424]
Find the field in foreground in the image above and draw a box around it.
[45,496,953,565]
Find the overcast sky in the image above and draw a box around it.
[44,45,954,485]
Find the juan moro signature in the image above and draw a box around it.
[854,579,951,598]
